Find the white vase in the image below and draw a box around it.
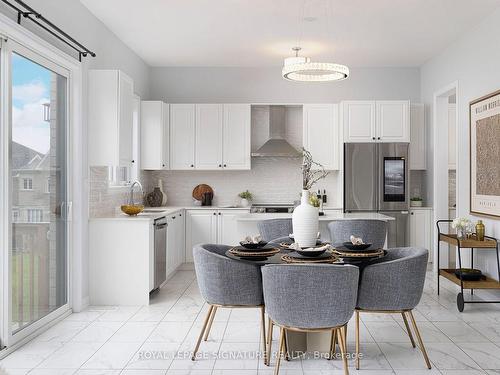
[292,189,319,247]
[240,198,250,207]
[158,179,167,206]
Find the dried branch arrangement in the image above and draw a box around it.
[302,147,329,190]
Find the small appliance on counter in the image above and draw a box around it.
[201,191,214,206]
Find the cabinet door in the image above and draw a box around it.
[195,104,223,169]
[141,101,169,170]
[175,211,185,267]
[166,217,176,276]
[218,209,249,246]
[409,209,431,250]
[185,210,217,262]
[376,101,410,142]
[303,104,339,170]
[409,103,426,170]
[342,101,376,142]
[170,104,195,170]
[118,72,134,166]
[223,104,251,170]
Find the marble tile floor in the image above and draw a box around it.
[1,268,500,375]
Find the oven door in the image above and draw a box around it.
[378,143,409,211]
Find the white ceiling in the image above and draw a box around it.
[81,0,500,67]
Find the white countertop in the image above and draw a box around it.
[237,212,395,222]
[409,206,433,210]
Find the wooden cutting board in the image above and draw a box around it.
[192,184,214,201]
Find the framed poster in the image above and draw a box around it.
[470,89,500,218]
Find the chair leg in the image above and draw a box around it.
[408,310,432,369]
[401,311,416,348]
[192,305,214,360]
[203,306,217,341]
[283,329,290,361]
[337,326,349,375]
[329,328,337,360]
[260,306,268,366]
[274,327,285,375]
[266,317,273,366]
[355,310,360,370]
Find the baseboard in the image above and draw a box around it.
[179,262,194,270]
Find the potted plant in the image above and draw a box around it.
[292,148,329,247]
[452,217,472,240]
[238,190,253,207]
[410,197,423,207]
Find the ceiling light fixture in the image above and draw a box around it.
[282,47,349,82]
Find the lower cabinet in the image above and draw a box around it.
[166,210,185,277]
[185,209,249,262]
[409,208,433,252]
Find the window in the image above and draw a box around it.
[26,209,43,223]
[22,178,33,190]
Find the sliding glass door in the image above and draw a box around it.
[2,41,70,345]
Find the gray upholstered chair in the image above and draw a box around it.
[328,219,387,249]
[192,244,268,364]
[262,264,359,375]
[355,247,430,370]
[258,219,293,242]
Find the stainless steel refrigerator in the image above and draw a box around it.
[344,143,410,248]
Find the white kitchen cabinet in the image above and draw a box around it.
[377,101,410,142]
[410,103,427,170]
[185,209,250,261]
[141,101,169,170]
[88,70,134,166]
[342,101,376,142]
[409,208,433,252]
[448,104,456,170]
[196,104,223,169]
[303,104,340,170]
[223,104,251,170]
[170,104,196,170]
[185,210,218,262]
[342,100,409,143]
[166,210,185,277]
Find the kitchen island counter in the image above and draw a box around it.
[237,212,395,221]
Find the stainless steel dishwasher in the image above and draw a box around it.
[153,216,167,291]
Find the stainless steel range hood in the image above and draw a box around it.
[251,106,301,158]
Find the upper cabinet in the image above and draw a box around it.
[170,104,196,170]
[195,104,223,169]
[141,101,169,170]
[88,70,134,166]
[342,101,376,142]
[410,103,427,170]
[169,104,251,170]
[303,104,340,170]
[223,104,251,170]
[342,100,409,143]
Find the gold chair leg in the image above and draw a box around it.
[401,311,416,348]
[337,326,349,375]
[355,310,360,370]
[283,329,290,361]
[408,310,431,369]
[274,327,285,375]
[266,317,273,366]
[329,328,337,360]
[260,306,268,366]
[192,305,214,360]
[203,306,217,341]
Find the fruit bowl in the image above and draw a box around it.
[121,204,144,216]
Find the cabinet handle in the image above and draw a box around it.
[213,212,216,215]
[377,137,381,140]
[411,212,414,215]
[172,216,176,219]
[372,137,376,140]
[190,164,194,168]
[162,164,165,167]
[131,160,135,163]
[223,164,227,167]
[218,164,222,168]
[218,212,221,215]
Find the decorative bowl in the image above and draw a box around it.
[295,248,328,257]
[121,204,144,216]
[239,241,268,249]
[343,242,371,251]
[454,268,483,281]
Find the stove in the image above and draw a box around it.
[250,203,295,214]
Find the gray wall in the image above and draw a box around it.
[421,7,500,280]
[150,66,420,103]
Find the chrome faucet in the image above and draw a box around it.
[128,180,144,206]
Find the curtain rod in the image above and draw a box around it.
[1,0,96,61]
